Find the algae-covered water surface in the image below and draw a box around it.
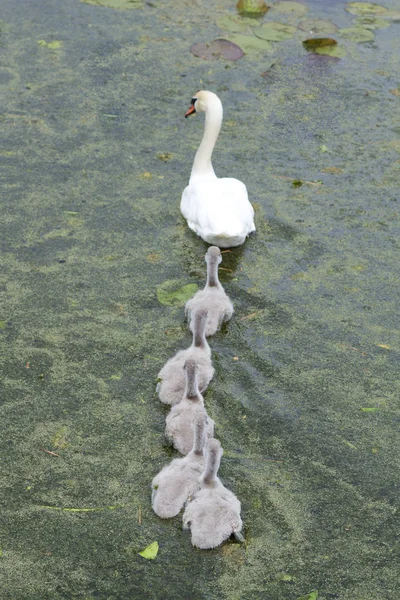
[0,0,399,598]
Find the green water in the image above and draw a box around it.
[0,0,399,598]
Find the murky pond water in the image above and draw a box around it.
[1,0,399,598]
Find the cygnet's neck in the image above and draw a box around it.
[190,97,223,183]
[206,256,221,288]
[184,362,202,401]
[202,440,222,486]
[191,414,207,455]
[192,310,208,349]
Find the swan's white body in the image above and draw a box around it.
[181,91,255,248]
[157,310,214,406]
[185,246,233,336]
[165,360,215,456]
[151,411,208,518]
[182,439,242,549]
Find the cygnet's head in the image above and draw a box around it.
[185,91,221,118]
[206,246,222,265]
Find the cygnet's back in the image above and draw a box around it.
[157,310,214,406]
[165,359,215,455]
[182,438,242,549]
[151,410,209,518]
[185,246,233,336]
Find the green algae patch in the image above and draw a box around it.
[156,279,198,307]
[40,505,127,512]
[253,22,297,42]
[51,426,68,450]
[297,592,318,600]
[37,40,63,49]
[81,0,143,8]
[138,541,159,560]
[346,2,388,15]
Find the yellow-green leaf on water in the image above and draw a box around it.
[297,592,318,600]
[228,34,273,54]
[156,280,198,307]
[81,0,143,8]
[138,541,159,560]
[253,22,296,42]
[346,2,388,15]
[236,0,269,16]
[302,37,337,51]
[298,19,338,34]
[0,321,6,329]
[38,40,63,49]
[361,407,379,412]
[51,426,68,450]
[277,573,294,581]
[339,27,375,42]
[315,45,347,58]
[354,15,390,28]
[216,15,255,33]
[110,374,121,380]
[271,1,309,16]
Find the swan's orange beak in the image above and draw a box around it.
[185,104,196,118]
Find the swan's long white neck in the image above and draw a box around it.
[190,97,223,183]
[202,441,222,486]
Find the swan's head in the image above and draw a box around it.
[206,246,222,265]
[185,90,221,118]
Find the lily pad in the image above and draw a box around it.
[271,1,309,16]
[190,39,244,61]
[302,38,337,51]
[354,15,390,29]
[81,0,143,7]
[216,15,256,33]
[138,541,159,560]
[345,2,388,15]
[298,19,338,34]
[228,34,273,54]
[156,279,198,306]
[315,45,347,58]
[339,27,375,41]
[253,22,296,42]
[236,0,269,16]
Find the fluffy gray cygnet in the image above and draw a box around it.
[182,438,242,549]
[151,410,209,519]
[185,246,233,337]
[165,359,215,455]
[157,310,214,406]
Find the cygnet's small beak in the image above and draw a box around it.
[185,104,196,118]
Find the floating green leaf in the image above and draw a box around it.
[361,407,379,412]
[277,573,294,581]
[156,280,198,306]
[228,34,273,54]
[302,37,337,51]
[51,426,68,450]
[216,15,255,32]
[271,1,309,16]
[354,15,390,28]
[138,541,159,560]
[339,27,375,41]
[346,2,388,15]
[236,0,269,16]
[0,321,6,329]
[315,45,346,58]
[297,592,318,600]
[253,22,296,42]
[298,19,338,34]
[81,0,143,8]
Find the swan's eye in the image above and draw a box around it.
[191,98,197,105]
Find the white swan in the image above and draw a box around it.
[165,359,215,455]
[182,438,243,549]
[151,410,209,518]
[185,246,234,336]
[181,90,255,248]
[157,309,214,406]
